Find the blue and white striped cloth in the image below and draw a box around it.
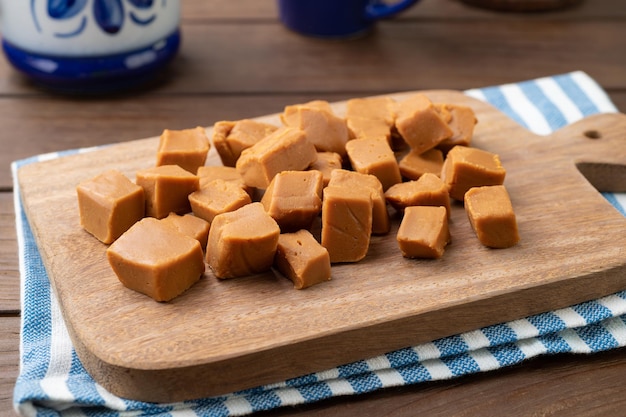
[12,71,626,416]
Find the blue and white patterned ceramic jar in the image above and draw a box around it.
[0,0,181,93]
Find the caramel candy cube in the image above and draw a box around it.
[345,137,402,191]
[384,173,451,217]
[395,94,453,154]
[236,127,318,189]
[160,212,210,250]
[107,217,205,302]
[275,230,332,289]
[136,165,199,219]
[261,170,323,232]
[346,96,396,142]
[156,127,210,174]
[321,185,373,263]
[399,148,444,180]
[465,185,519,248]
[76,170,145,244]
[197,165,252,196]
[441,145,506,201]
[189,179,251,223]
[397,206,450,259]
[207,202,280,279]
[213,119,278,167]
[281,100,349,155]
[328,169,390,235]
[436,104,477,154]
[308,151,343,186]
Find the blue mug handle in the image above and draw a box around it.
[365,0,422,20]
[278,0,422,38]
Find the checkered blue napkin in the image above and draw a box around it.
[12,71,626,416]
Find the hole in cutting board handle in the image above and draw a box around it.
[584,130,602,139]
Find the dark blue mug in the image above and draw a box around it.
[278,0,422,38]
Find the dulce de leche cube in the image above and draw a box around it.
[261,170,323,232]
[197,165,253,197]
[309,151,343,187]
[464,185,519,248]
[188,179,251,224]
[321,185,373,263]
[345,137,402,191]
[397,206,450,259]
[436,104,477,154]
[441,145,506,201]
[328,169,390,235]
[156,127,210,174]
[160,212,210,251]
[384,173,451,217]
[275,229,331,289]
[107,217,205,302]
[235,127,318,189]
[136,165,199,219]
[207,202,280,279]
[212,119,278,167]
[281,100,349,156]
[76,170,145,244]
[395,94,453,154]
[346,96,396,142]
[399,148,444,180]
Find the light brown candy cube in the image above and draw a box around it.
[436,104,477,154]
[346,96,396,142]
[189,179,251,224]
[464,185,519,248]
[398,148,444,180]
[76,169,145,244]
[397,206,450,259]
[384,173,451,217]
[235,127,318,189]
[308,151,343,187]
[156,127,210,174]
[345,137,402,191]
[207,202,280,279]
[107,217,205,302]
[321,185,373,263]
[275,229,331,289]
[136,165,199,219]
[197,165,252,197]
[261,170,323,232]
[441,145,506,201]
[281,100,349,155]
[160,212,210,251]
[212,119,278,167]
[395,94,453,154]
[328,169,390,235]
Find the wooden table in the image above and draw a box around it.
[2,0,626,415]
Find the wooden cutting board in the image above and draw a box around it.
[17,90,626,403]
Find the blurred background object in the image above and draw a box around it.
[0,0,181,94]
[277,0,422,38]
[460,0,583,12]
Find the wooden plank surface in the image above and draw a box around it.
[16,90,626,402]
[2,20,624,95]
[0,317,20,417]
[3,0,626,415]
[0,193,19,313]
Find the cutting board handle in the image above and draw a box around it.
[550,112,626,193]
